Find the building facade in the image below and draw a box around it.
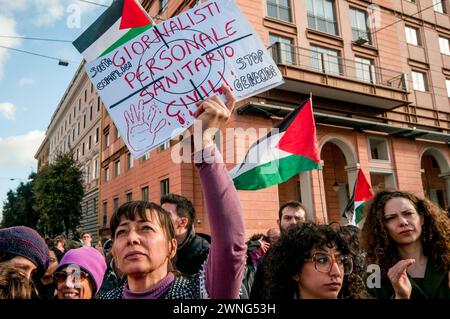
[38,62,103,240]
[35,136,49,172]
[98,0,450,239]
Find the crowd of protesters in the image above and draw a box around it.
[1,86,449,300]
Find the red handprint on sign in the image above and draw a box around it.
[124,100,167,152]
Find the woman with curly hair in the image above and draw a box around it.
[261,222,364,299]
[361,190,450,299]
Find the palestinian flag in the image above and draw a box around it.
[229,99,321,190]
[73,0,153,62]
[343,169,374,225]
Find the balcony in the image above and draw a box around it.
[269,43,410,110]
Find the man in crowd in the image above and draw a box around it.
[277,200,307,232]
[250,200,308,299]
[161,193,210,275]
[81,232,93,247]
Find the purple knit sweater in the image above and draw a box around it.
[122,273,175,299]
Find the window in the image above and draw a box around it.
[116,126,121,139]
[89,136,92,150]
[269,34,294,65]
[104,167,110,182]
[105,132,110,147]
[446,79,450,97]
[102,202,107,227]
[411,71,427,91]
[95,127,99,143]
[78,99,81,110]
[85,162,91,183]
[83,114,86,129]
[77,122,80,135]
[160,0,168,12]
[368,137,390,161]
[405,26,420,46]
[160,140,170,151]
[93,157,99,179]
[307,0,338,35]
[84,89,87,102]
[69,114,71,125]
[214,129,221,151]
[126,192,133,202]
[127,153,134,169]
[97,96,101,112]
[76,149,79,161]
[72,129,75,142]
[143,152,150,161]
[82,142,85,156]
[267,0,292,22]
[113,198,119,214]
[439,37,450,55]
[90,106,93,121]
[115,160,121,176]
[349,8,371,45]
[355,56,376,83]
[310,45,341,75]
[141,187,149,201]
[160,179,169,196]
[74,107,76,118]
[433,0,446,13]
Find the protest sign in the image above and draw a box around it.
[81,0,284,158]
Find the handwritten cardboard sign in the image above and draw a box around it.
[85,0,284,158]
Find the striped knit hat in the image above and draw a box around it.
[0,226,50,278]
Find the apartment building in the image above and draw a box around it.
[35,136,49,172]
[36,62,103,239]
[99,0,450,238]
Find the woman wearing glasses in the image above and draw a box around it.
[261,222,364,299]
[53,247,107,299]
[361,190,450,299]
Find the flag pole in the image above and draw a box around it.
[317,165,327,224]
[309,92,326,224]
[133,0,156,25]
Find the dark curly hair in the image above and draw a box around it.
[337,225,371,299]
[261,222,364,299]
[360,190,450,277]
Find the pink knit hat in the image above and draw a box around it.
[56,247,106,293]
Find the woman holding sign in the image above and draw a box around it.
[99,85,246,299]
[361,190,450,299]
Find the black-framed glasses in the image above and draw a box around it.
[305,252,353,275]
[53,269,89,283]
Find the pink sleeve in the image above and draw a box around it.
[194,145,246,298]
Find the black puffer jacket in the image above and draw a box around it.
[176,229,210,275]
